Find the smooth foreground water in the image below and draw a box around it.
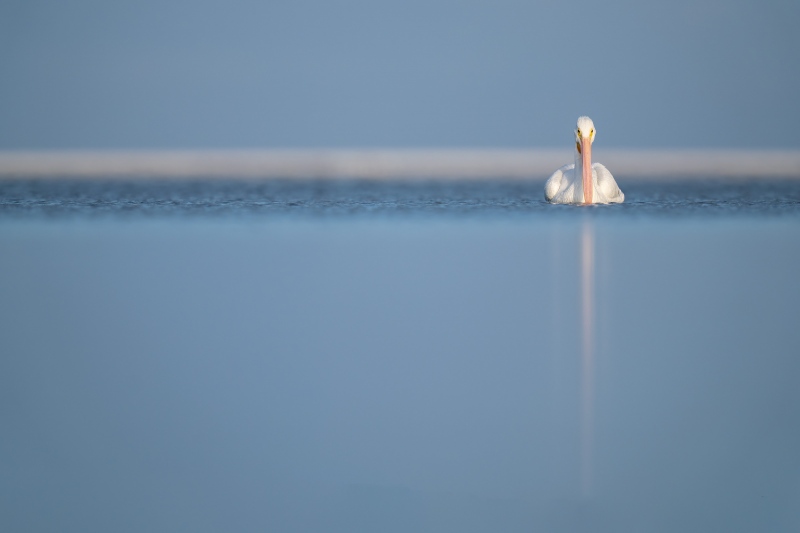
[1,179,799,532]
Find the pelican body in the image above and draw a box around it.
[545,116,624,205]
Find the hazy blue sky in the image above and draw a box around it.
[1,0,798,149]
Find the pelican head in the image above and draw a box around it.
[575,116,596,147]
[575,116,596,204]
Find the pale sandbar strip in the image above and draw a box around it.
[1,149,799,180]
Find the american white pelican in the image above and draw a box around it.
[545,116,624,205]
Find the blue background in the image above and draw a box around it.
[1,0,798,149]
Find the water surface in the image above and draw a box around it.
[1,178,799,218]
[1,179,799,532]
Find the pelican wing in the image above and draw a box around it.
[545,164,573,202]
[593,163,624,204]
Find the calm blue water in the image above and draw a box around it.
[1,180,799,532]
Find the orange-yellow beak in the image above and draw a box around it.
[581,136,593,204]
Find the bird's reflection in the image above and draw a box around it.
[580,221,595,498]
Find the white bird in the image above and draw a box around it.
[545,116,624,205]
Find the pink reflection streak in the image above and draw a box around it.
[580,222,595,498]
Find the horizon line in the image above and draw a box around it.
[1,148,799,179]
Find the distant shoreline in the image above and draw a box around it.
[1,149,799,180]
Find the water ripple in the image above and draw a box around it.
[1,178,799,219]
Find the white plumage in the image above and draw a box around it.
[545,116,624,205]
